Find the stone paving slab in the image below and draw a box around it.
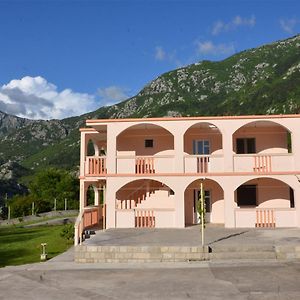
[83,225,300,247]
[76,226,300,262]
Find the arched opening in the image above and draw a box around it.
[116,123,174,174]
[115,179,175,228]
[87,139,96,156]
[233,120,292,154]
[183,122,223,173]
[184,179,224,226]
[232,121,292,173]
[184,122,223,155]
[235,177,294,208]
[234,177,296,228]
[117,123,174,156]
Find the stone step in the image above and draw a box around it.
[209,251,277,260]
[75,245,210,263]
[74,244,300,263]
[209,244,275,253]
[274,245,300,260]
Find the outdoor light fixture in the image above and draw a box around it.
[40,243,47,261]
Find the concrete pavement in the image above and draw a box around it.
[1,258,300,299]
[1,226,300,299]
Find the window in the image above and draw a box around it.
[237,185,257,206]
[193,140,210,155]
[236,138,256,154]
[145,139,153,148]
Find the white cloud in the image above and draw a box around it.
[212,15,256,35]
[279,18,299,34]
[98,86,129,106]
[154,46,166,61]
[0,76,99,120]
[196,41,235,56]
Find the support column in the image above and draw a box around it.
[94,186,100,206]
[293,180,300,227]
[106,126,118,174]
[291,131,300,171]
[79,180,87,211]
[222,130,234,172]
[173,183,185,228]
[173,129,185,173]
[105,179,117,228]
[223,185,236,228]
[80,132,87,176]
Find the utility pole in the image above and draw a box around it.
[32,202,35,215]
[64,198,67,211]
[54,198,56,211]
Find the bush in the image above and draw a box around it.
[60,224,74,241]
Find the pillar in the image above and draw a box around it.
[173,183,186,227]
[79,180,87,211]
[80,132,87,176]
[106,126,118,174]
[173,129,185,173]
[222,129,234,172]
[223,184,236,228]
[105,179,118,228]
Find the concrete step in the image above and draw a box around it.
[75,245,210,263]
[74,244,300,263]
[209,251,277,260]
[209,244,274,253]
[275,245,300,260]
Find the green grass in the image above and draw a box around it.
[0,225,73,267]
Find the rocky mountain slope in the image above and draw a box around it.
[0,34,299,197]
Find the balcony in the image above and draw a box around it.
[233,153,294,173]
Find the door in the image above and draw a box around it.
[193,189,211,223]
[193,140,210,155]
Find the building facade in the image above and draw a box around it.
[75,114,300,244]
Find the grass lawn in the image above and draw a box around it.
[0,225,73,268]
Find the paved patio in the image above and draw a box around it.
[84,225,300,248]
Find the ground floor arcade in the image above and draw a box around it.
[75,174,300,244]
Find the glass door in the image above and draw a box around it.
[193,140,210,155]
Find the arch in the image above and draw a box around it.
[183,122,223,155]
[234,177,294,209]
[116,123,174,156]
[116,179,174,203]
[184,178,224,226]
[233,120,292,154]
[115,179,176,228]
[87,139,97,156]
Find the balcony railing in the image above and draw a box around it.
[85,156,107,175]
[84,152,295,176]
[235,207,296,228]
[135,156,155,174]
[233,153,294,173]
[116,155,174,174]
[184,155,224,173]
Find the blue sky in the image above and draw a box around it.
[0,0,299,119]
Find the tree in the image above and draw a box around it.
[29,168,79,211]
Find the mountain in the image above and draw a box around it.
[0,34,300,197]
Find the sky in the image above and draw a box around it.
[0,0,299,120]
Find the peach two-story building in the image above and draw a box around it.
[75,114,300,244]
